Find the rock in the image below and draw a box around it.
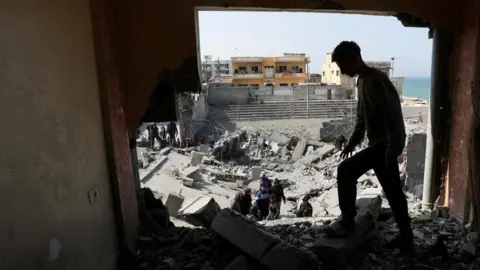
[165,193,185,217]
[309,195,382,269]
[179,196,221,227]
[433,206,449,218]
[191,151,205,166]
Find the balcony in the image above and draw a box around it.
[275,72,306,79]
[233,71,264,79]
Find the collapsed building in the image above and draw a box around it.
[3,0,480,269]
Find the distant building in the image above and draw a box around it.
[320,53,356,88]
[365,61,391,76]
[200,55,232,82]
[309,73,322,83]
[321,53,404,100]
[231,53,310,87]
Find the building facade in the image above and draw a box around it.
[321,53,356,88]
[231,53,310,87]
[365,61,392,76]
[200,55,233,82]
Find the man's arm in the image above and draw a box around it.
[345,96,365,150]
[377,74,406,157]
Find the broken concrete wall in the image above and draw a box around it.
[207,86,249,106]
[0,1,118,269]
[404,132,427,197]
[191,94,208,136]
[319,119,355,142]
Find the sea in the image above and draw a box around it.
[402,76,431,101]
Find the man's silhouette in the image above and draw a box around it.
[324,41,413,253]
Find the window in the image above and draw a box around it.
[250,84,259,88]
[239,66,247,73]
[323,71,325,76]
[336,71,339,76]
[331,71,334,74]
[279,83,288,86]
[292,65,299,72]
[238,84,248,87]
[225,64,229,69]
[278,65,287,72]
[299,68,303,73]
[251,66,259,73]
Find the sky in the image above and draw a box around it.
[198,11,433,77]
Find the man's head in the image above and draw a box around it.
[244,187,252,195]
[274,178,280,186]
[332,41,363,77]
[302,195,311,202]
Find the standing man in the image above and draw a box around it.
[324,41,413,253]
[230,188,252,216]
[167,121,178,147]
[267,178,286,220]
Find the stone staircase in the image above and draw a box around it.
[208,100,357,121]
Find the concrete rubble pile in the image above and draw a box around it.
[135,120,480,269]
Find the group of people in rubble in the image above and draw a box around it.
[143,121,178,149]
[230,173,313,220]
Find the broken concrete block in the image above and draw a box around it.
[292,139,308,161]
[307,140,323,147]
[251,166,262,180]
[212,209,320,270]
[261,242,320,270]
[202,156,212,165]
[159,146,172,155]
[165,193,184,217]
[309,195,382,269]
[182,177,195,187]
[181,166,201,181]
[212,209,280,261]
[190,151,205,166]
[179,196,220,227]
[224,255,261,270]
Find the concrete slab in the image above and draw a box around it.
[179,196,220,227]
[309,195,382,269]
[360,188,383,196]
[251,166,262,180]
[212,209,280,261]
[165,193,184,217]
[261,242,320,270]
[292,139,308,161]
[140,156,169,183]
[181,166,200,178]
[296,144,336,166]
[307,140,323,147]
[190,151,205,166]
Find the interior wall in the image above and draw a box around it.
[444,0,480,217]
[0,1,118,269]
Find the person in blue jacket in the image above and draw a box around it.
[256,173,271,220]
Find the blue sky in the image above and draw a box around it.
[198,11,432,77]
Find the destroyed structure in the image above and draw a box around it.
[133,118,480,269]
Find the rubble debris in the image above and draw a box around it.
[140,156,169,183]
[319,120,354,143]
[212,208,320,270]
[251,166,262,180]
[165,193,185,217]
[292,139,308,161]
[309,195,382,269]
[179,196,221,227]
[190,151,205,166]
[181,166,201,180]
